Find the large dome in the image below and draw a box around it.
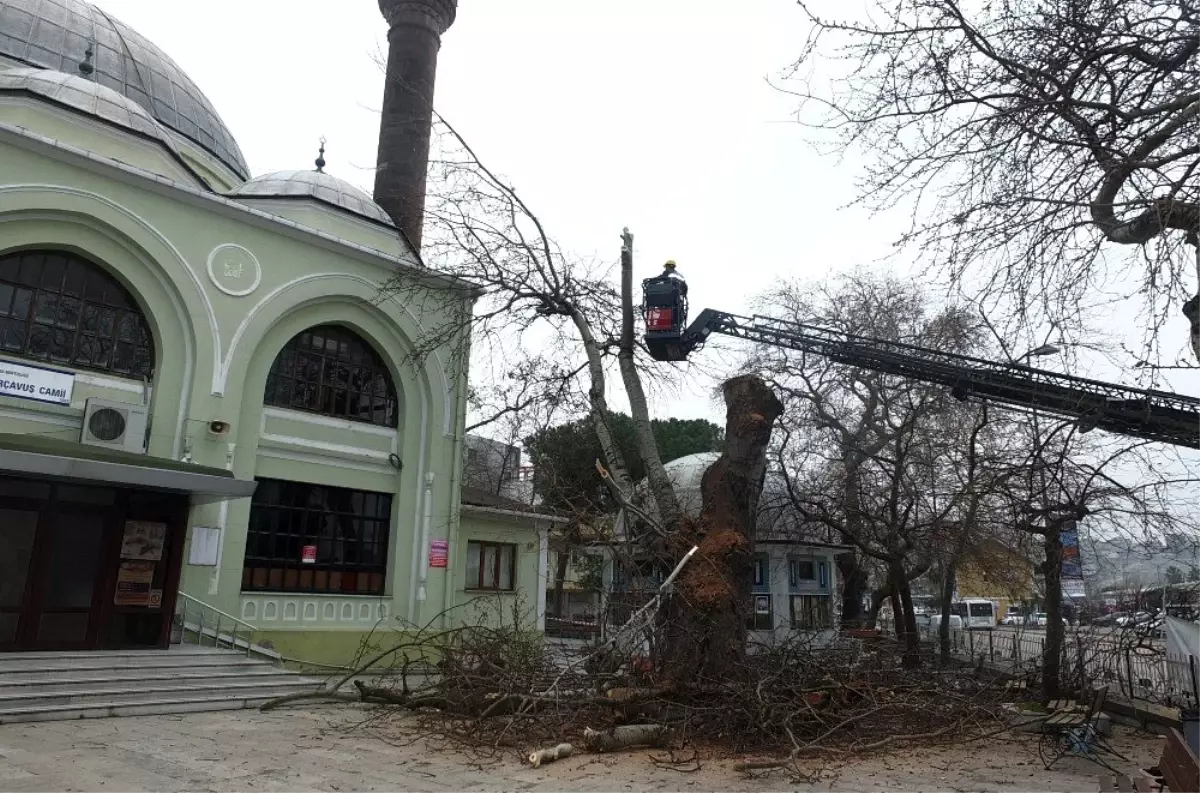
[0,0,248,179]
[631,452,824,540]
[230,170,395,227]
[0,67,179,154]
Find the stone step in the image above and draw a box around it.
[0,655,273,675]
[0,691,323,725]
[0,647,234,661]
[0,678,321,710]
[0,646,321,723]
[0,668,308,692]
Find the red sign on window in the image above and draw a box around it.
[429,539,448,568]
[301,545,317,564]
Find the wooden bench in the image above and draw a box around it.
[1160,727,1199,793]
[1097,773,1157,792]
[1049,698,1082,711]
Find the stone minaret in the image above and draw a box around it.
[374,0,457,250]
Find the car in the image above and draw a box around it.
[1001,614,1021,626]
[1025,613,1068,628]
[1116,611,1153,628]
[916,613,963,630]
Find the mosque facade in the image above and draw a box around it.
[0,0,554,664]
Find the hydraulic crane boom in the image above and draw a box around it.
[645,304,1200,449]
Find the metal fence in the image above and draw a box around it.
[911,623,1199,709]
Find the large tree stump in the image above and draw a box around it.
[657,375,783,684]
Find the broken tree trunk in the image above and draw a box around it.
[657,375,783,684]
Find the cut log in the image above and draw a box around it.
[528,743,574,767]
[583,724,671,753]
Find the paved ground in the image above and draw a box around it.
[0,706,1167,792]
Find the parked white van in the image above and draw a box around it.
[952,599,997,630]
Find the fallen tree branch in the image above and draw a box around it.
[528,742,574,767]
[258,689,361,711]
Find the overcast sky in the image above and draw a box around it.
[92,0,1197,433]
[86,0,911,421]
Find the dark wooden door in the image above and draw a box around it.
[0,506,41,650]
[0,483,118,651]
[23,508,110,649]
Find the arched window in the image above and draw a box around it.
[264,325,398,428]
[0,250,154,379]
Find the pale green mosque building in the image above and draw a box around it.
[0,0,555,665]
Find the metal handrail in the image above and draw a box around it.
[177,592,257,631]
[174,591,261,657]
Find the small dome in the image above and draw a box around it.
[229,170,395,227]
[0,67,180,155]
[0,0,248,179]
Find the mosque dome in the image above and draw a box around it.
[0,0,248,180]
[628,451,822,540]
[229,170,396,227]
[658,452,721,518]
[0,67,180,153]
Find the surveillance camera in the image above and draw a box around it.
[208,420,231,435]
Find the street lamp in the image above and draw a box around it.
[1016,343,1061,363]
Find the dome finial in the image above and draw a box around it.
[78,42,95,78]
[315,137,327,173]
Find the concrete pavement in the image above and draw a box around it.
[0,705,1167,792]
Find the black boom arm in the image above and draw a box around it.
[658,309,1200,449]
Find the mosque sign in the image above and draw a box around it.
[0,360,74,405]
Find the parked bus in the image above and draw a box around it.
[952,598,997,630]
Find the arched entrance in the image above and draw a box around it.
[0,249,250,651]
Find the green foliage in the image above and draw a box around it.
[523,413,723,514]
[571,553,605,592]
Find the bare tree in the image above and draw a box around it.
[389,115,781,681]
[755,273,987,667]
[788,0,1200,366]
[990,417,1197,699]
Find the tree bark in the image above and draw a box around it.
[887,580,904,640]
[569,308,632,493]
[891,560,922,668]
[658,375,782,684]
[617,229,682,529]
[938,562,957,664]
[552,545,570,619]
[837,553,868,627]
[1042,528,1065,701]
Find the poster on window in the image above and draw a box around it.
[301,545,317,564]
[120,521,166,561]
[429,539,448,568]
[114,561,156,606]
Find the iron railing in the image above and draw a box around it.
[172,591,262,658]
[912,624,1199,708]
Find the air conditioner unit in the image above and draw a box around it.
[80,398,149,454]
